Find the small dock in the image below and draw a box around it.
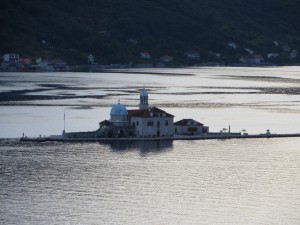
[20,133,300,142]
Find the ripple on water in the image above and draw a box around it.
[0,138,300,224]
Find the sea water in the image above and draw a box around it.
[0,138,299,225]
[0,67,300,224]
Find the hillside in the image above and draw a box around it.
[1,0,300,65]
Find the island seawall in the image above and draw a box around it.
[20,133,300,143]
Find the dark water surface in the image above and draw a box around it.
[1,138,300,225]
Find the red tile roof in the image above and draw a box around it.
[174,119,203,126]
[128,106,174,118]
[128,109,149,117]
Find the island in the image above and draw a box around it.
[20,88,300,142]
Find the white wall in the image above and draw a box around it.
[131,117,174,137]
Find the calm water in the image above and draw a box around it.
[0,138,300,225]
[0,67,300,224]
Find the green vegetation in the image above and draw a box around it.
[1,0,299,65]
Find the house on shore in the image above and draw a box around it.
[2,53,19,65]
[1,53,20,71]
[239,55,264,64]
[160,55,173,63]
[140,52,151,60]
[185,51,200,60]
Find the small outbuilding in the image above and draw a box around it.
[174,119,209,135]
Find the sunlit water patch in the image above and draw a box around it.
[1,67,300,137]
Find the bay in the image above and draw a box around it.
[0,67,300,224]
[1,67,300,138]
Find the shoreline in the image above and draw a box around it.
[19,133,300,143]
[2,64,300,73]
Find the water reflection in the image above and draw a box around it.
[104,140,173,156]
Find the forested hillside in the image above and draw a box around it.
[1,0,300,65]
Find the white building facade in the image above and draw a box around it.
[128,89,174,137]
[129,107,174,137]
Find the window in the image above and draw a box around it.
[132,122,135,126]
[147,121,153,126]
[137,121,139,126]
[165,121,169,126]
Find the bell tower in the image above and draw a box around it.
[139,88,149,110]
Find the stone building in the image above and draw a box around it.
[98,89,174,138]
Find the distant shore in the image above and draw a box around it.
[2,63,300,73]
[69,63,300,73]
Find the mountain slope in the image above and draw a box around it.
[1,0,299,64]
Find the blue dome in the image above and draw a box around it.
[110,102,128,115]
[140,88,148,97]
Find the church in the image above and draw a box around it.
[98,89,175,138]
